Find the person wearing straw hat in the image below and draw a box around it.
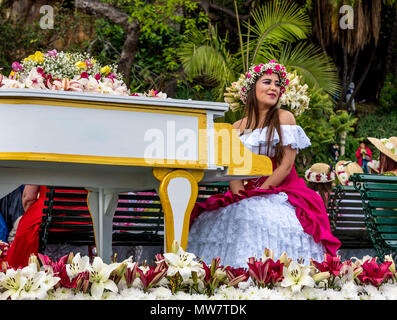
[367,137,397,176]
[335,160,364,186]
[304,163,335,207]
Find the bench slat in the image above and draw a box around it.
[368,200,397,208]
[366,191,397,200]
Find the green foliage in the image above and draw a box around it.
[89,0,209,93]
[379,74,397,114]
[294,88,357,174]
[0,6,46,74]
[356,111,397,140]
[179,0,341,104]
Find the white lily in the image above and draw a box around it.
[280,261,315,293]
[0,268,27,299]
[162,246,204,282]
[89,257,119,300]
[66,253,91,280]
[2,78,24,89]
[24,68,46,89]
[384,255,396,275]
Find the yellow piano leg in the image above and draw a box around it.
[154,168,204,252]
[87,188,119,263]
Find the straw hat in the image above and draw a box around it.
[367,137,397,163]
[335,160,363,185]
[367,159,380,173]
[304,163,335,183]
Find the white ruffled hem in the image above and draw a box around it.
[187,193,325,267]
[240,125,311,156]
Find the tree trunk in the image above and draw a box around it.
[75,0,140,87]
[337,48,348,110]
[340,131,347,157]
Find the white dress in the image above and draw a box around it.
[186,125,326,267]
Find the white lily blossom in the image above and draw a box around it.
[0,267,27,300]
[89,257,119,300]
[162,246,204,282]
[66,253,91,280]
[280,261,315,293]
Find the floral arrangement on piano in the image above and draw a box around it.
[0,49,167,98]
[1,240,397,300]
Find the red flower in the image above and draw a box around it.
[265,68,273,75]
[124,262,138,288]
[94,73,101,81]
[357,259,393,287]
[254,65,262,73]
[38,253,78,288]
[225,266,249,287]
[311,254,342,277]
[137,264,167,291]
[247,257,284,287]
[316,174,321,181]
[80,72,89,79]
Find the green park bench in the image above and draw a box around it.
[327,185,372,250]
[349,173,397,261]
[38,183,230,254]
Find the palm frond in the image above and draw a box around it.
[178,25,237,100]
[258,42,341,98]
[245,0,312,65]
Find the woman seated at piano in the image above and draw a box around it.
[187,60,341,267]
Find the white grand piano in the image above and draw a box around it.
[0,89,272,262]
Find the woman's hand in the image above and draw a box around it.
[229,179,245,196]
[260,145,296,190]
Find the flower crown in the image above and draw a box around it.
[240,60,290,104]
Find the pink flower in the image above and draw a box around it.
[45,49,58,57]
[11,62,23,72]
[36,67,45,76]
[84,59,93,69]
[94,73,101,81]
[311,254,342,277]
[136,264,167,292]
[38,253,77,288]
[269,59,276,63]
[225,266,249,288]
[246,73,251,78]
[357,259,393,287]
[247,257,284,288]
[242,87,246,92]
[124,262,138,288]
[285,79,290,85]
[254,65,262,73]
[275,64,281,71]
[281,72,287,78]
[80,72,89,79]
[265,68,273,75]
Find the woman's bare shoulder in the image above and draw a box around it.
[232,117,247,133]
[278,109,296,125]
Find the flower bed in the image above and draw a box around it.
[1,241,397,300]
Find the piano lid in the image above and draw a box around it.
[0,88,229,114]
